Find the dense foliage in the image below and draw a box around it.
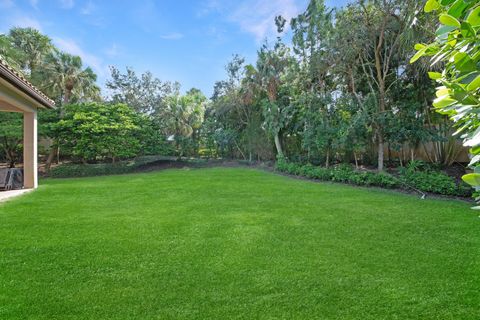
[412,0,480,202]
[55,103,146,163]
[205,0,460,172]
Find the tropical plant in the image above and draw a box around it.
[256,18,295,158]
[55,103,143,163]
[8,27,53,76]
[36,51,100,169]
[412,0,480,205]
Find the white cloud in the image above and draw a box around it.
[80,1,95,15]
[160,32,184,40]
[198,0,306,41]
[59,0,74,9]
[53,37,107,77]
[229,0,304,41]
[104,43,120,58]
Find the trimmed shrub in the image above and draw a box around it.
[47,156,174,178]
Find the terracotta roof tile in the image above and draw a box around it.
[0,58,55,109]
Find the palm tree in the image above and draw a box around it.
[39,51,100,106]
[8,27,53,76]
[0,35,24,71]
[38,51,100,169]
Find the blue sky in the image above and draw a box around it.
[0,0,350,97]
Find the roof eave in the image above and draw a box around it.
[0,60,55,110]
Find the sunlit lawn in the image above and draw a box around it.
[1,168,479,319]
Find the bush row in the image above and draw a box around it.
[47,162,136,178]
[46,156,174,178]
[275,160,472,198]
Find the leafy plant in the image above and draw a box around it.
[55,103,144,163]
[412,0,480,205]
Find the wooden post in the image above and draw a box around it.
[23,111,37,189]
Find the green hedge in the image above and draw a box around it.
[275,159,472,198]
[47,156,176,178]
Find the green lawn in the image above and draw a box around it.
[1,168,479,319]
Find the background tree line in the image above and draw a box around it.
[0,27,206,167]
[206,0,464,171]
[0,0,468,174]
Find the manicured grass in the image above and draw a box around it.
[1,168,479,319]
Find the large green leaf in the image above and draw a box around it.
[433,95,457,108]
[425,0,440,13]
[461,22,476,38]
[462,173,480,186]
[448,0,470,18]
[439,14,461,28]
[454,52,477,72]
[414,43,426,50]
[436,25,457,36]
[410,47,427,63]
[467,74,480,91]
[436,87,450,98]
[428,72,443,80]
[467,6,480,27]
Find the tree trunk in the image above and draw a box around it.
[377,133,384,172]
[45,144,57,171]
[274,133,284,158]
[374,21,387,172]
[45,89,72,171]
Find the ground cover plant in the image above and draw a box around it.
[275,159,472,198]
[1,168,479,319]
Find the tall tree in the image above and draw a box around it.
[39,51,100,106]
[291,0,337,165]
[8,27,53,76]
[0,34,24,71]
[256,16,295,158]
[164,88,206,157]
[344,0,422,170]
[37,51,100,169]
[107,66,177,115]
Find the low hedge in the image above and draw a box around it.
[276,159,472,198]
[47,156,176,178]
[48,163,134,178]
